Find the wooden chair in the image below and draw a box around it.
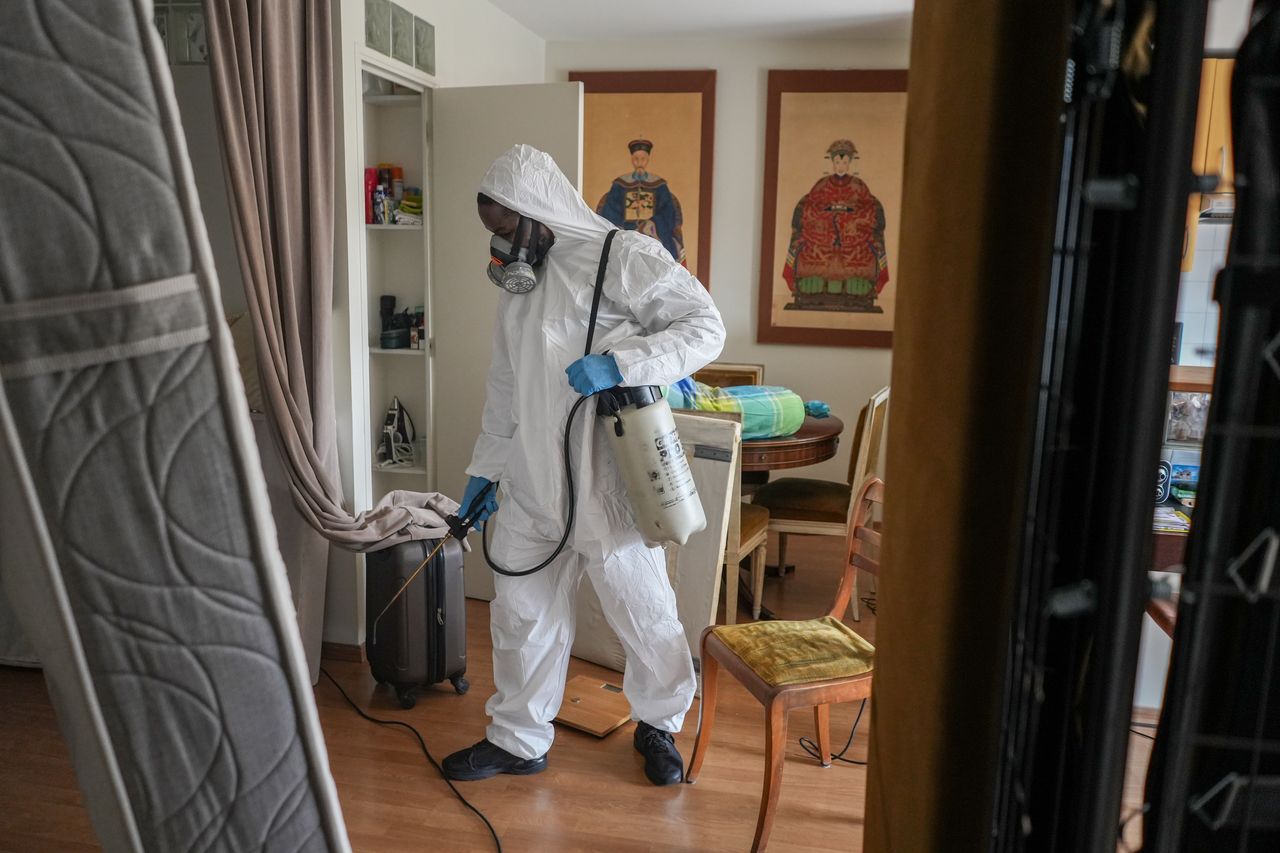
[686,477,882,852]
[682,365,771,618]
[753,386,889,620]
[722,473,770,624]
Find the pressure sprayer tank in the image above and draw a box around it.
[600,386,706,547]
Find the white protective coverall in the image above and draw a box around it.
[468,145,725,759]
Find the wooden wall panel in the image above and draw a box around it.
[863,1,1072,849]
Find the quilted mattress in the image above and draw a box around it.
[0,2,349,850]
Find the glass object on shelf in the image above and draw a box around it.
[1165,391,1211,443]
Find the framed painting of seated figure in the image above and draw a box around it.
[758,69,908,347]
[568,70,716,288]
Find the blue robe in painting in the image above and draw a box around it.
[596,172,687,266]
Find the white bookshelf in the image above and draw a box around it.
[336,53,582,614]
[357,63,433,505]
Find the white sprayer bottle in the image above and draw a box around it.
[599,386,706,547]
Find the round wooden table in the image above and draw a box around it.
[739,415,844,472]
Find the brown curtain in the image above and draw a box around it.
[205,0,451,552]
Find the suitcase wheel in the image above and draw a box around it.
[451,675,470,696]
[396,687,417,710]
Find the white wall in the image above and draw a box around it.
[335,0,546,89]
[325,0,548,645]
[547,37,911,482]
[1177,220,1228,367]
[171,66,245,316]
[1207,0,1252,51]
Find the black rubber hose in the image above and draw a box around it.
[481,392,595,577]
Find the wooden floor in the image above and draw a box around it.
[0,533,1154,852]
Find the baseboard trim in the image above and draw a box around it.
[321,642,365,663]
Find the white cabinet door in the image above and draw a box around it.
[431,82,583,600]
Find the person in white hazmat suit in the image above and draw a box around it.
[441,145,725,786]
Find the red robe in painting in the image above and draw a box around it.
[782,173,889,292]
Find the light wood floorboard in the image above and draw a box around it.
[0,533,1153,851]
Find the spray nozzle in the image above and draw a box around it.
[447,480,498,539]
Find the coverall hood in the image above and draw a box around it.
[478,144,614,244]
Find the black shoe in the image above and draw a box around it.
[634,722,683,786]
[442,739,547,781]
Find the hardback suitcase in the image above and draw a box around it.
[365,538,468,708]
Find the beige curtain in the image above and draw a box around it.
[205,0,451,552]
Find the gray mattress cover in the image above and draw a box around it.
[0,2,349,850]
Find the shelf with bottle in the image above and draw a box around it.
[374,296,426,352]
[364,162,424,228]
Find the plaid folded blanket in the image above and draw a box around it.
[665,378,805,439]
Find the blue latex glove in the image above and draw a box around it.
[805,400,831,418]
[460,476,499,529]
[565,354,623,395]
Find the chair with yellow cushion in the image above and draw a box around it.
[685,477,882,852]
[753,386,888,620]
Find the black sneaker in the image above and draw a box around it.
[634,722,683,786]
[442,739,547,781]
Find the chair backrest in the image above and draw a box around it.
[573,411,742,671]
[694,361,765,388]
[844,387,890,535]
[830,477,885,619]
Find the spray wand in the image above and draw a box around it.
[369,483,498,642]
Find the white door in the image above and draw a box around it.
[431,82,583,600]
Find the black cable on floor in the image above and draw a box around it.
[319,668,502,852]
[1129,727,1155,740]
[798,699,868,766]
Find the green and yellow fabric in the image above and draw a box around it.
[665,378,805,440]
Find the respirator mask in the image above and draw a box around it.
[487,215,553,294]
